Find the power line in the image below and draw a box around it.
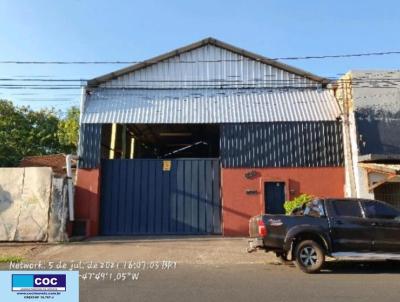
[1,80,399,88]
[278,51,400,60]
[0,78,86,82]
[17,99,80,102]
[1,76,400,84]
[1,50,400,64]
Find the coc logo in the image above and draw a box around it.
[12,274,66,291]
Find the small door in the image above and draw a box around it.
[265,182,285,214]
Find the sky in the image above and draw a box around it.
[0,0,399,112]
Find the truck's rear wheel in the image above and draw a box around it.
[294,240,325,273]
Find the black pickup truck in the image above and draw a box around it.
[248,198,400,273]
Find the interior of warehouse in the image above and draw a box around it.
[100,123,220,159]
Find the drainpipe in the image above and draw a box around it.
[66,154,79,221]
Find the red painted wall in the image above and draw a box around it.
[221,167,345,236]
[74,168,101,236]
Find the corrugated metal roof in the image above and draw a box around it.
[89,38,328,87]
[349,70,400,110]
[81,88,341,124]
[98,43,320,89]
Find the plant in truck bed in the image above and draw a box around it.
[283,194,314,215]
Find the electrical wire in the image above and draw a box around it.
[1,50,400,64]
[1,77,400,85]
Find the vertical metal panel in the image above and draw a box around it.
[169,163,177,233]
[198,160,206,233]
[184,161,191,233]
[148,160,156,234]
[78,124,102,168]
[356,111,400,155]
[100,159,221,235]
[176,160,184,233]
[220,122,344,168]
[154,161,163,234]
[125,160,135,233]
[205,161,214,233]
[140,160,149,233]
[212,160,222,233]
[133,161,141,232]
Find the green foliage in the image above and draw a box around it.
[283,194,314,214]
[0,100,80,167]
[57,107,80,154]
[0,255,24,263]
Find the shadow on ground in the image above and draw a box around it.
[320,260,400,274]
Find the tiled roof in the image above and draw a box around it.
[19,154,68,174]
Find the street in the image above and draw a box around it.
[79,262,400,302]
[2,238,400,302]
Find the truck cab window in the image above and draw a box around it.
[331,200,362,218]
[362,201,400,220]
[303,200,325,217]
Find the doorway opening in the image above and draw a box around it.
[100,123,220,159]
[264,182,286,214]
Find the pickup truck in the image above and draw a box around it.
[248,198,400,273]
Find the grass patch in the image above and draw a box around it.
[0,256,24,263]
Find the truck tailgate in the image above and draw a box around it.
[249,215,263,237]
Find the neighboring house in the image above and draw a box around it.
[20,153,74,177]
[334,70,400,208]
[75,37,344,237]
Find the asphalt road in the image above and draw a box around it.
[79,261,400,302]
[2,239,400,301]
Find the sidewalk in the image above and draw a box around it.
[2,237,277,265]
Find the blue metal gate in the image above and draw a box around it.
[100,159,221,235]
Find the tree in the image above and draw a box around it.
[0,100,80,167]
[57,106,80,154]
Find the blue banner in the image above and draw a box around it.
[0,271,79,302]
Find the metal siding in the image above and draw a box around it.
[82,89,341,124]
[212,159,221,233]
[355,112,400,155]
[78,124,102,168]
[220,122,344,168]
[100,159,221,235]
[349,71,400,156]
[100,45,320,89]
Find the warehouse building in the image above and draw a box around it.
[335,70,400,208]
[75,38,344,237]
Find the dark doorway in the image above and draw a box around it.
[100,123,220,160]
[265,182,286,214]
[374,182,400,209]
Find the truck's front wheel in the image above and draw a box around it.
[294,240,325,273]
